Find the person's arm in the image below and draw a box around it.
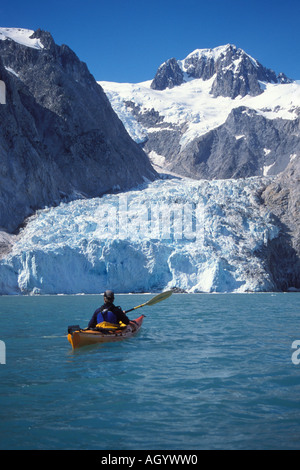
[88,309,100,329]
[114,306,130,325]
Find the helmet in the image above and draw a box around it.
[104,290,115,302]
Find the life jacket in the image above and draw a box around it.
[96,321,127,330]
[97,308,118,326]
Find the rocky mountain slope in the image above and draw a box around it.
[99,44,300,181]
[0,28,157,233]
[262,157,300,290]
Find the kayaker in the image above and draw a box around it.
[88,290,130,329]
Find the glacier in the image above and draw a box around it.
[0,177,280,295]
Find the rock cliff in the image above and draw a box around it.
[0,28,157,232]
[262,158,300,290]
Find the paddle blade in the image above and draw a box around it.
[145,290,173,307]
[125,290,173,314]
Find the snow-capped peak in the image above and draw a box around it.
[0,28,44,50]
[183,44,236,62]
[179,44,259,73]
[150,43,281,95]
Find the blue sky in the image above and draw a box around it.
[1,0,299,82]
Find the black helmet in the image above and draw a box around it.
[104,290,115,302]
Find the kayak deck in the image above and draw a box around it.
[67,315,145,350]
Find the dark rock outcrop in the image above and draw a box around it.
[151,58,184,90]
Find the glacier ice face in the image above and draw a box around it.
[0,178,280,295]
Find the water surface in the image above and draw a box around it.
[0,293,300,450]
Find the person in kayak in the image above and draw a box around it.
[88,290,130,329]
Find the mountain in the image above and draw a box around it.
[0,37,299,294]
[151,45,292,97]
[99,44,300,181]
[0,28,157,233]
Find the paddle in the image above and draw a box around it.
[125,290,173,314]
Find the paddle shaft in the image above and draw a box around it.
[125,302,148,314]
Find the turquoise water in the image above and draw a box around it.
[0,293,300,450]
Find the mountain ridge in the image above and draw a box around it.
[99,44,300,181]
[151,44,293,97]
